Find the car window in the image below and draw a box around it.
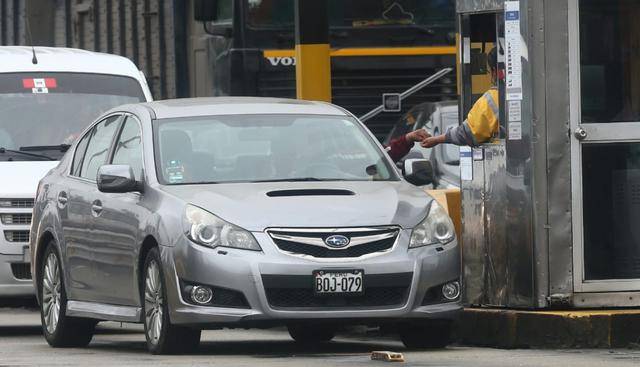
[70,131,91,177]
[112,116,143,181]
[154,114,397,184]
[79,115,121,181]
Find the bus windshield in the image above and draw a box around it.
[0,73,146,161]
[246,0,455,29]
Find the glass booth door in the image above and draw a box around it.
[571,0,640,292]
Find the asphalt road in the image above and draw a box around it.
[1,303,640,367]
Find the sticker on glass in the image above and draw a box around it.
[165,160,185,183]
[22,78,57,94]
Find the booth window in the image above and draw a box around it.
[580,0,640,123]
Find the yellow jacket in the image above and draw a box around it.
[444,88,499,147]
[467,88,499,144]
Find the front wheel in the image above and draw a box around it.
[40,243,96,347]
[398,320,452,349]
[143,247,201,354]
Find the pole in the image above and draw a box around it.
[294,0,331,102]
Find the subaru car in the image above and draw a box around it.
[30,97,461,354]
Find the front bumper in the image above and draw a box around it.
[163,229,461,326]
[0,254,35,296]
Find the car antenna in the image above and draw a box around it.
[25,14,38,64]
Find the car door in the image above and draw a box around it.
[90,115,146,306]
[63,115,123,301]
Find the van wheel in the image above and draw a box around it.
[399,320,451,349]
[288,324,336,343]
[143,247,201,354]
[40,243,96,347]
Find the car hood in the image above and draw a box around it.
[0,161,59,197]
[160,181,432,231]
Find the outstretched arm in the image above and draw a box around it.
[386,129,430,162]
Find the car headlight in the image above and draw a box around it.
[184,204,261,251]
[409,201,455,248]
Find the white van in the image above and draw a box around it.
[0,47,152,296]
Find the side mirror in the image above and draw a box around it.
[97,165,141,193]
[403,159,434,186]
[194,0,217,21]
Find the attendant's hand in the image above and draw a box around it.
[420,135,446,148]
[405,129,430,143]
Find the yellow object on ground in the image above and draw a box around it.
[371,351,405,362]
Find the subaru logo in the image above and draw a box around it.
[325,235,350,248]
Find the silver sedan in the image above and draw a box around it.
[30,97,461,354]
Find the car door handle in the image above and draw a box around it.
[91,200,103,216]
[57,192,68,206]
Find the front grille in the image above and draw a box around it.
[4,230,30,243]
[268,227,399,259]
[11,263,32,280]
[0,213,32,225]
[0,199,34,208]
[262,273,412,309]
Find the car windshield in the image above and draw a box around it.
[246,0,455,28]
[0,72,146,161]
[154,114,397,184]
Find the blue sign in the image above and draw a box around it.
[506,11,519,21]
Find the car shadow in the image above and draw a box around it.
[0,325,42,336]
[89,338,405,357]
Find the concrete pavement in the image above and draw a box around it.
[2,306,640,366]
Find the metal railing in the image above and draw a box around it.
[359,67,454,122]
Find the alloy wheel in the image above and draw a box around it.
[144,260,163,345]
[42,252,61,334]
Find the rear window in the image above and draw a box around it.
[0,73,146,160]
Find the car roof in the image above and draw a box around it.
[141,97,350,119]
[0,46,144,80]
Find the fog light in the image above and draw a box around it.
[442,281,461,300]
[190,285,213,305]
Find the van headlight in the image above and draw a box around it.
[409,201,455,248]
[184,204,261,251]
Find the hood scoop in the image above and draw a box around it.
[266,189,355,197]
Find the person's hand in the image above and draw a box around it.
[420,135,445,148]
[405,129,430,143]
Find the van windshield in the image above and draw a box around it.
[154,114,397,185]
[0,72,146,161]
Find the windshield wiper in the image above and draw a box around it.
[20,144,71,153]
[251,177,332,183]
[0,147,54,161]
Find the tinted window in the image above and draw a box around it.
[0,73,146,161]
[580,0,640,122]
[154,114,397,185]
[112,117,144,181]
[80,116,121,180]
[71,131,92,176]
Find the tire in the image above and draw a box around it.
[288,324,336,344]
[143,247,201,355]
[39,242,96,348]
[399,320,452,349]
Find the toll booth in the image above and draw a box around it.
[459,0,640,309]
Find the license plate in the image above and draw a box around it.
[313,270,364,294]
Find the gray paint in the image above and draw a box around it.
[30,97,462,327]
[542,0,574,305]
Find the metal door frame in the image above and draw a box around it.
[569,0,640,293]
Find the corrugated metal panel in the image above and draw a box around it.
[0,0,26,46]
[21,0,187,100]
